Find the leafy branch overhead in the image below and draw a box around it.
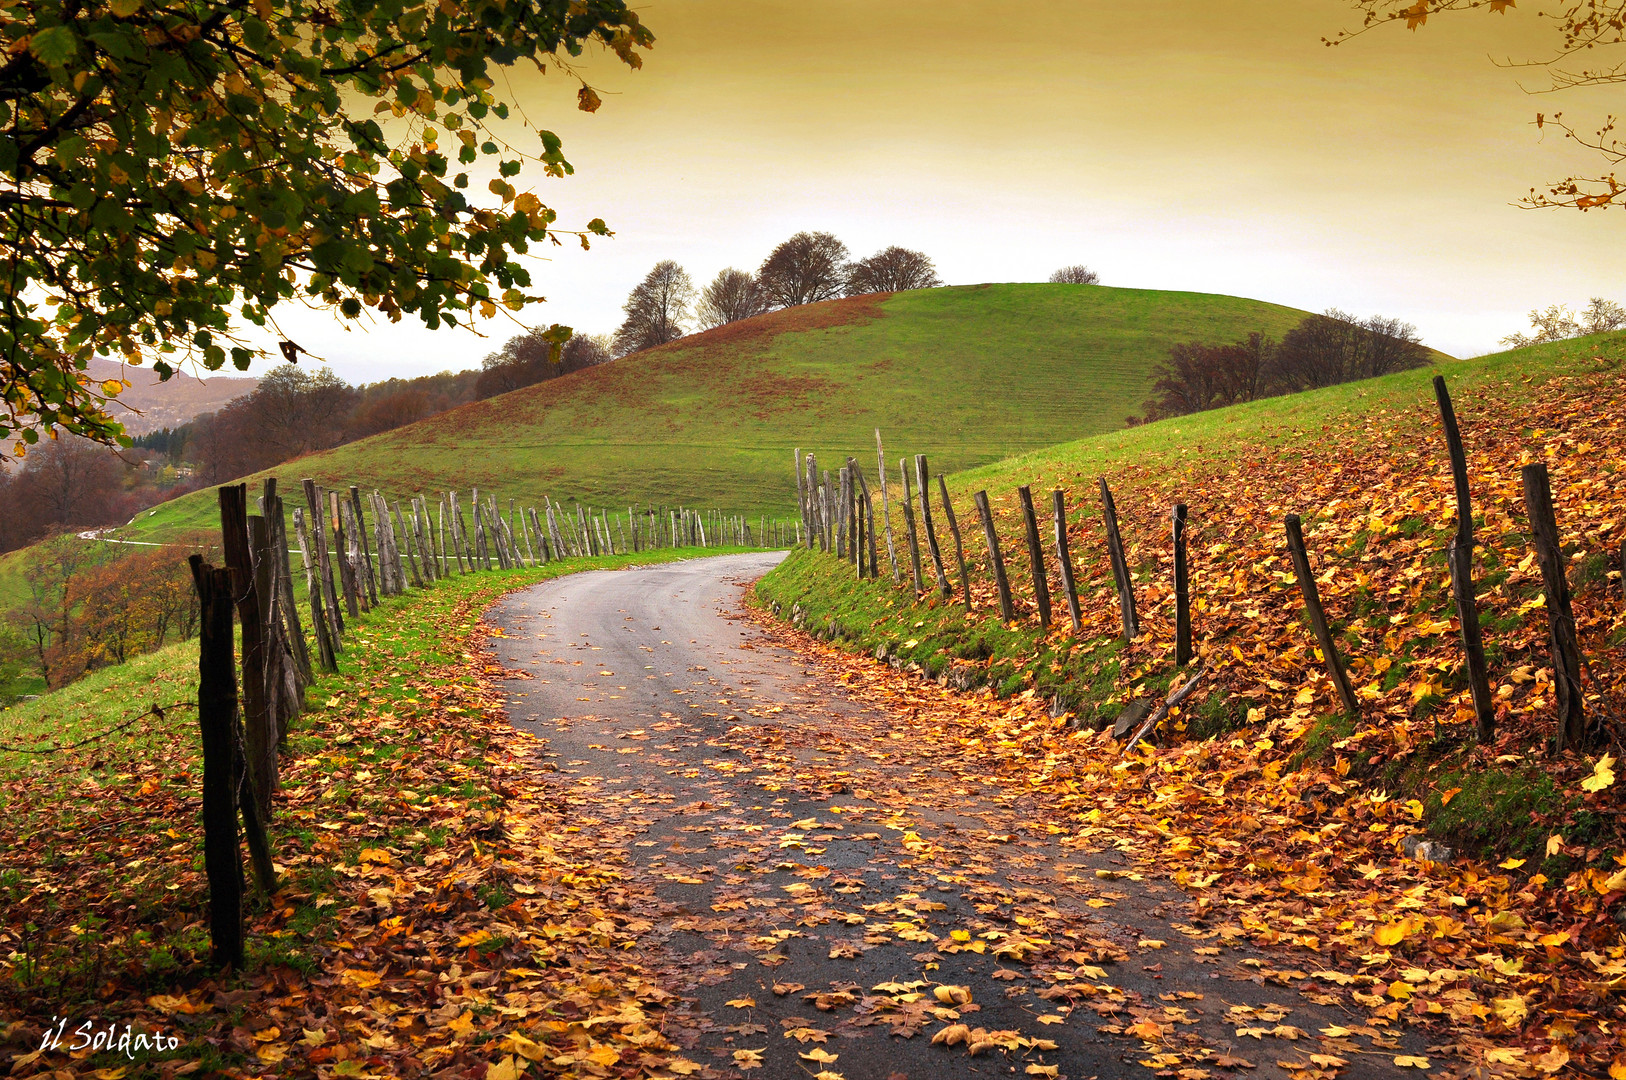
[1333,0,1626,211]
[0,0,652,455]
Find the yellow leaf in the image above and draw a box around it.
[1608,1058,1626,1080]
[1582,754,1616,792]
[1373,922,1408,946]
[1394,1055,1430,1068]
[342,968,382,989]
[933,985,971,1005]
[726,997,756,1009]
[585,1045,619,1067]
[1036,1014,1065,1025]
[1026,1067,1060,1078]
[255,1045,286,1065]
[800,1048,839,1064]
[101,379,124,397]
[486,1055,523,1080]
[513,192,541,215]
[1547,834,1565,857]
[667,1060,703,1076]
[931,1024,970,1046]
[1493,995,1528,1024]
[1498,858,1526,870]
[732,1048,765,1070]
[358,848,392,865]
[1485,1048,1526,1065]
[1438,787,1461,806]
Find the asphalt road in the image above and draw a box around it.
[487,553,1427,1080]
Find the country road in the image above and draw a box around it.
[486,553,1426,1080]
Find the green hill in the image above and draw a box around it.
[124,283,1316,541]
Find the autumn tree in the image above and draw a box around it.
[696,269,769,327]
[475,327,611,397]
[757,232,851,309]
[845,247,942,295]
[1334,1,1626,210]
[1048,265,1100,285]
[613,261,694,356]
[0,0,651,458]
[1501,298,1626,347]
[1268,309,1428,392]
[1142,335,1274,421]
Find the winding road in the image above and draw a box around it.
[486,553,1423,1080]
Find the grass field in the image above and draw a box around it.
[116,283,1318,543]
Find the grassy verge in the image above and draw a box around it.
[1,549,745,1077]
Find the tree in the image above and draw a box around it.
[1502,297,1626,347]
[1270,309,1427,391]
[252,365,356,459]
[561,333,614,369]
[1333,1,1626,210]
[845,247,941,296]
[613,261,694,356]
[696,269,769,327]
[1049,265,1100,285]
[1141,335,1274,421]
[474,327,611,397]
[0,0,652,458]
[757,232,850,309]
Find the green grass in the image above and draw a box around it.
[119,283,1318,543]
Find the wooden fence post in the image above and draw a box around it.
[973,490,1016,623]
[301,480,343,642]
[916,455,952,599]
[1521,463,1589,751]
[1173,504,1192,666]
[938,476,972,612]
[246,514,290,789]
[1433,376,1496,741]
[218,485,275,824]
[877,431,899,581]
[901,461,925,597]
[291,508,337,672]
[858,471,879,578]
[263,487,312,694]
[189,556,244,970]
[1017,485,1052,628]
[1052,490,1082,632]
[1098,478,1139,643]
[794,447,807,545]
[1284,514,1359,715]
[349,486,378,606]
[836,465,850,560]
[330,491,360,618]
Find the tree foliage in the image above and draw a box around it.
[757,232,850,309]
[1334,1,1626,210]
[0,0,652,457]
[1141,311,1428,421]
[1048,265,1100,285]
[613,260,694,356]
[695,268,769,328]
[845,247,941,296]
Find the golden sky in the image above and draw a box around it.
[275,0,1626,381]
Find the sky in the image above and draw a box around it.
[252,0,1626,384]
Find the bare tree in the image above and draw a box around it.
[757,232,850,309]
[1501,305,1582,349]
[1270,309,1428,390]
[696,268,769,328]
[562,333,614,368]
[1048,265,1100,285]
[845,247,942,295]
[1582,297,1626,335]
[613,260,695,356]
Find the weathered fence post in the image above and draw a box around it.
[900,461,925,597]
[189,555,244,970]
[973,490,1016,623]
[1173,503,1192,666]
[1433,376,1496,741]
[1284,514,1359,715]
[263,485,312,695]
[218,485,275,822]
[330,491,360,618]
[836,464,850,560]
[938,476,972,612]
[794,448,807,545]
[1052,490,1082,632]
[877,431,899,581]
[291,508,337,672]
[1099,478,1138,642]
[1521,463,1589,751]
[350,486,378,606]
[916,455,952,599]
[858,470,879,578]
[1017,485,1052,629]
[301,480,343,642]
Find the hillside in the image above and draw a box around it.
[91,356,256,435]
[120,283,1316,541]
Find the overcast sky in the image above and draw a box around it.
[242,0,1626,385]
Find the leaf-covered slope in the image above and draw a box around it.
[124,283,1316,540]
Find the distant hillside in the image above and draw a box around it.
[125,283,1327,539]
[93,357,256,435]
